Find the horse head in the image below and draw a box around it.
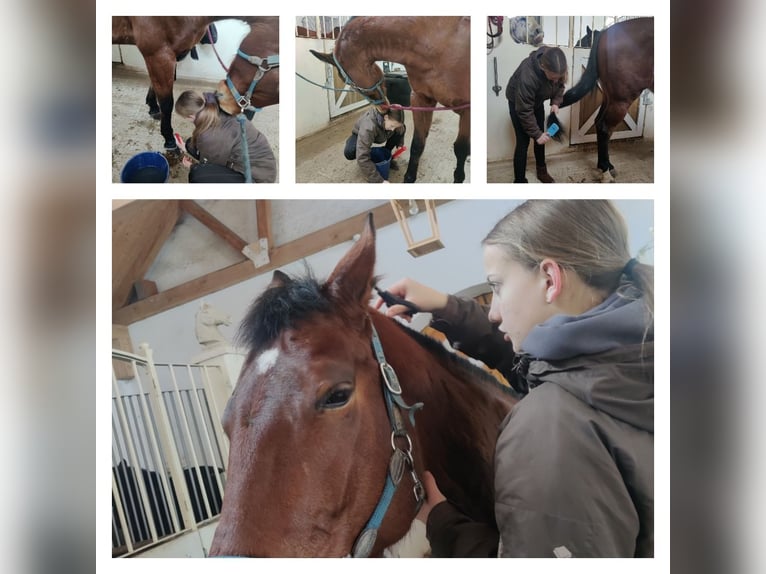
[209,215,420,557]
[310,48,389,110]
[509,16,544,46]
[575,26,601,48]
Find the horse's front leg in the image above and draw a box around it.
[404,93,435,184]
[453,110,470,183]
[145,51,179,150]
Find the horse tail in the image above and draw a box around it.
[561,29,602,107]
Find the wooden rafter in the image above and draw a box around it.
[112,200,180,312]
[113,201,450,325]
[255,200,272,246]
[179,200,248,253]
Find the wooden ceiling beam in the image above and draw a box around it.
[112,200,180,312]
[255,200,272,246]
[113,201,450,325]
[179,200,247,253]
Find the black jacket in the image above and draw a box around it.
[505,47,566,140]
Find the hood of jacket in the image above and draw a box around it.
[520,286,654,431]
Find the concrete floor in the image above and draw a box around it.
[112,64,279,183]
[296,107,469,184]
[487,138,653,184]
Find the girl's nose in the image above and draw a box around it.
[487,295,501,324]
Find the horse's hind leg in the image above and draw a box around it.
[404,94,435,183]
[145,86,161,119]
[452,111,470,183]
[595,98,628,178]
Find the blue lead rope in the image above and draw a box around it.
[221,51,278,184]
[235,113,253,183]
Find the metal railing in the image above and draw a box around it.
[111,346,228,557]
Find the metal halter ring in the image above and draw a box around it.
[390,430,412,454]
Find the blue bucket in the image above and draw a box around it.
[370,147,392,180]
[121,151,170,183]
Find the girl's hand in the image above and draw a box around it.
[373,278,448,320]
[536,133,551,145]
[182,156,193,168]
[550,104,560,114]
[415,471,447,524]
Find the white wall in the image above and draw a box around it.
[112,19,251,82]
[295,37,334,138]
[128,200,654,364]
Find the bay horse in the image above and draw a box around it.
[214,17,279,118]
[208,215,519,557]
[112,17,278,150]
[575,25,601,48]
[310,17,470,184]
[561,17,654,179]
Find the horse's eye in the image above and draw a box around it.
[319,386,352,410]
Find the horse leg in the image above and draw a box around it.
[145,86,161,119]
[404,94,435,184]
[596,99,630,179]
[452,111,470,183]
[144,52,179,150]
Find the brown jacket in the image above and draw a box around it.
[426,292,654,557]
[195,112,277,183]
[505,46,566,140]
[352,109,405,183]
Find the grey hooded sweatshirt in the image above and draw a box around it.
[426,287,654,557]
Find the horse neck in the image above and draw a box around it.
[338,20,438,75]
[371,314,514,524]
[342,44,420,78]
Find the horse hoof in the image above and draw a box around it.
[599,171,616,183]
[149,111,162,120]
[403,174,417,184]
[164,142,180,152]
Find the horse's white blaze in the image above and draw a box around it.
[255,347,280,375]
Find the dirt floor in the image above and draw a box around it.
[112,64,280,183]
[296,107,469,184]
[487,138,653,184]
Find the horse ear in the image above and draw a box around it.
[309,49,338,70]
[269,269,291,287]
[587,26,592,34]
[325,214,376,307]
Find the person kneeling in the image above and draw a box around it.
[344,107,405,183]
[175,90,277,183]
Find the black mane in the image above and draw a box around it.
[236,274,331,353]
[390,317,524,401]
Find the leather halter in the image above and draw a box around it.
[332,53,387,106]
[224,50,279,116]
[351,322,425,557]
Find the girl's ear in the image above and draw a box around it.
[539,258,564,303]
